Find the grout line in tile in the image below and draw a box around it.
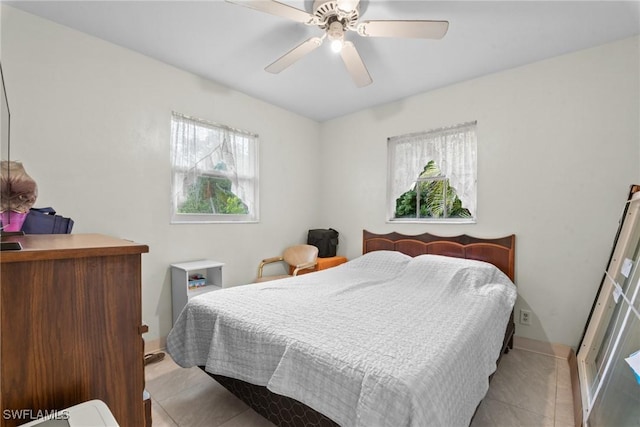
[516,347,570,361]
[152,397,180,426]
[488,350,560,420]
[484,394,554,419]
[153,397,175,421]
[485,397,555,417]
[482,396,557,425]
[218,409,251,427]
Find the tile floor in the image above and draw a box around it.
[145,348,574,427]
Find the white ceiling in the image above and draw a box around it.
[8,1,640,122]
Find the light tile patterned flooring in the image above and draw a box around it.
[146,348,574,427]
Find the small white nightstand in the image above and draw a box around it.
[171,259,224,325]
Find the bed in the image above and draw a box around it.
[167,230,517,427]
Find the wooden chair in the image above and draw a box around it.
[256,244,318,282]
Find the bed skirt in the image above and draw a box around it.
[202,371,340,427]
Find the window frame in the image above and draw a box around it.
[577,188,640,421]
[386,122,477,224]
[170,112,259,224]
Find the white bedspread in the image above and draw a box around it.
[167,251,517,427]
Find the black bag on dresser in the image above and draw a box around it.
[22,207,74,234]
[307,228,339,258]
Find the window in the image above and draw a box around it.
[387,121,477,223]
[171,112,258,223]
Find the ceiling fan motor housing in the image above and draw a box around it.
[327,20,345,41]
[313,0,359,29]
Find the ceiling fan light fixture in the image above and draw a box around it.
[330,38,344,53]
[327,20,345,53]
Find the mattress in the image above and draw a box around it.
[167,251,517,427]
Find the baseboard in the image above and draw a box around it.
[568,350,583,427]
[144,337,166,354]
[513,336,572,359]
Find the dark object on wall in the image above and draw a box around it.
[22,207,74,234]
[307,228,339,258]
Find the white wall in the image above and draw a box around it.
[2,6,321,344]
[4,5,639,348]
[319,36,640,347]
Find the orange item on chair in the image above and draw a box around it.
[289,256,347,275]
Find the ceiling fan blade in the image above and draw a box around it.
[225,0,316,24]
[265,37,323,74]
[357,20,449,39]
[340,41,372,88]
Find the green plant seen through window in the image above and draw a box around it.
[178,175,248,215]
[394,160,471,219]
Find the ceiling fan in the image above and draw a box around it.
[225,0,449,87]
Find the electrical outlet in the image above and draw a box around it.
[520,309,532,325]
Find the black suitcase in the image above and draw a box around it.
[307,228,339,258]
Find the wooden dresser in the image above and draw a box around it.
[0,234,149,426]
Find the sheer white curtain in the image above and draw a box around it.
[388,121,477,220]
[171,112,258,222]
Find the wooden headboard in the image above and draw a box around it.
[362,230,515,282]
